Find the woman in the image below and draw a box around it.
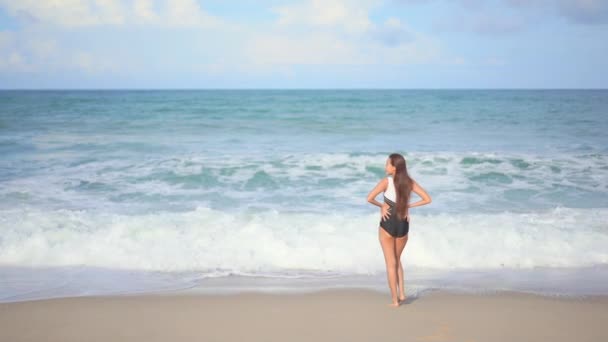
[367,153,432,307]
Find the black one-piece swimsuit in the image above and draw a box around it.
[379,196,409,238]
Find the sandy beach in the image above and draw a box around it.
[1,289,607,342]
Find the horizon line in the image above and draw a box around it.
[1,87,607,91]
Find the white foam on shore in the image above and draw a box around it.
[1,206,607,273]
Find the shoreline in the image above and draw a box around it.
[1,288,607,342]
[4,264,608,304]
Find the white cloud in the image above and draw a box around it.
[272,0,377,34]
[0,0,455,79]
[95,0,127,25]
[164,0,223,28]
[133,0,159,23]
[0,0,223,28]
[0,29,118,74]
[0,51,35,72]
[245,32,370,66]
[0,30,36,72]
[368,17,415,46]
[247,2,445,67]
[0,0,126,28]
[242,26,444,68]
[379,32,442,65]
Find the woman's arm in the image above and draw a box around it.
[367,178,388,208]
[408,179,432,208]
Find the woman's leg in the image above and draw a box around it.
[395,234,409,301]
[397,261,405,300]
[378,227,399,306]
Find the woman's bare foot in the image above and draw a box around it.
[399,294,406,302]
[387,301,400,307]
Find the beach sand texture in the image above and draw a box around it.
[1,289,607,342]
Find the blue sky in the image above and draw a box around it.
[0,0,606,89]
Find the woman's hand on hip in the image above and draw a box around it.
[381,203,391,221]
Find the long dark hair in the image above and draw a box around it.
[389,153,413,220]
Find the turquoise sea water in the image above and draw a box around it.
[1,89,607,302]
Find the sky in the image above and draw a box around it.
[0,0,606,89]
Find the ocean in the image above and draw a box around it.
[1,89,607,302]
